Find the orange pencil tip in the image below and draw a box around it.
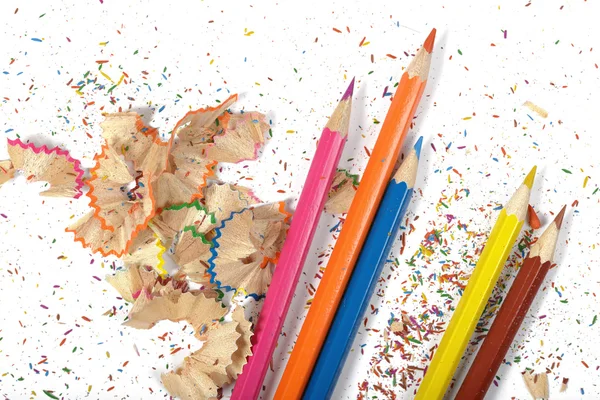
[423,28,437,53]
[554,205,567,229]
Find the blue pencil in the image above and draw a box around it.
[303,136,423,400]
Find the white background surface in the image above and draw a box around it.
[1,0,599,399]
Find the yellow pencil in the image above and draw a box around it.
[415,166,536,400]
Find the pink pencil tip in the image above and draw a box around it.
[341,77,355,101]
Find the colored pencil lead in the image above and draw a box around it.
[341,77,355,101]
[523,165,537,189]
[414,135,424,160]
[555,204,567,229]
[423,28,437,53]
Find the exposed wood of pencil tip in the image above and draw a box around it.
[407,28,436,80]
[528,205,567,264]
[505,166,536,221]
[392,150,418,188]
[325,78,355,136]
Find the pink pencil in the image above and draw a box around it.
[231,79,355,400]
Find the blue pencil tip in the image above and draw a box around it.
[413,136,424,159]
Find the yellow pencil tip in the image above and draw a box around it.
[523,166,537,189]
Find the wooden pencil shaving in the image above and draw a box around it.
[87,143,155,231]
[123,228,167,276]
[178,259,213,286]
[151,157,217,209]
[106,265,158,303]
[161,316,252,400]
[250,202,291,261]
[189,322,240,386]
[68,144,156,257]
[208,204,290,298]
[172,95,237,147]
[100,112,171,176]
[325,169,360,214]
[67,210,141,257]
[203,183,257,225]
[149,200,215,247]
[4,138,84,198]
[155,96,268,210]
[173,229,213,268]
[523,371,549,399]
[523,101,549,118]
[124,290,227,336]
[206,111,269,163]
[227,307,254,380]
[0,160,15,185]
[162,367,219,400]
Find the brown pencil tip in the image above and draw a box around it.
[423,28,436,53]
[554,205,567,229]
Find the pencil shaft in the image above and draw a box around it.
[304,181,413,400]
[276,58,430,400]
[231,126,347,400]
[415,210,525,400]
[455,257,550,400]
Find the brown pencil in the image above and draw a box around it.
[455,206,567,400]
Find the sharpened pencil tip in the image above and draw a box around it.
[423,28,436,53]
[342,77,355,101]
[523,166,537,189]
[554,205,567,229]
[414,136,424,160]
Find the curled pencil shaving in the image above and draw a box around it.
[523,101,549,118]
[124,289,227,339]
[173,94,269,164]
[206,111,269,163]
[87,143,155,232]
[162,321,242,400]
[123,228,167,276]
[67,210,143,257]
[173,229,213,275]
[155,95,269,210]
[154,95,235,211]
[149,200,215,248]
[4,138,84,198]
[227,307,254,381]
[100,112,171,176]
[68,145,156,257]
[151,157,217,210]
[177,183,258,283]
[162,367,218,400]
[208,203,290,298]
[203,183,258,226]
[106,265,158,303]
[172,95,237,149]
[325,169,360,214]
[523,371,549,399]
[0,160,15,185]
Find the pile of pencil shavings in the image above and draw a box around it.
[78,95,293,398]
[1,94,293,399]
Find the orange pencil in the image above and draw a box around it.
[275,28,436,399]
